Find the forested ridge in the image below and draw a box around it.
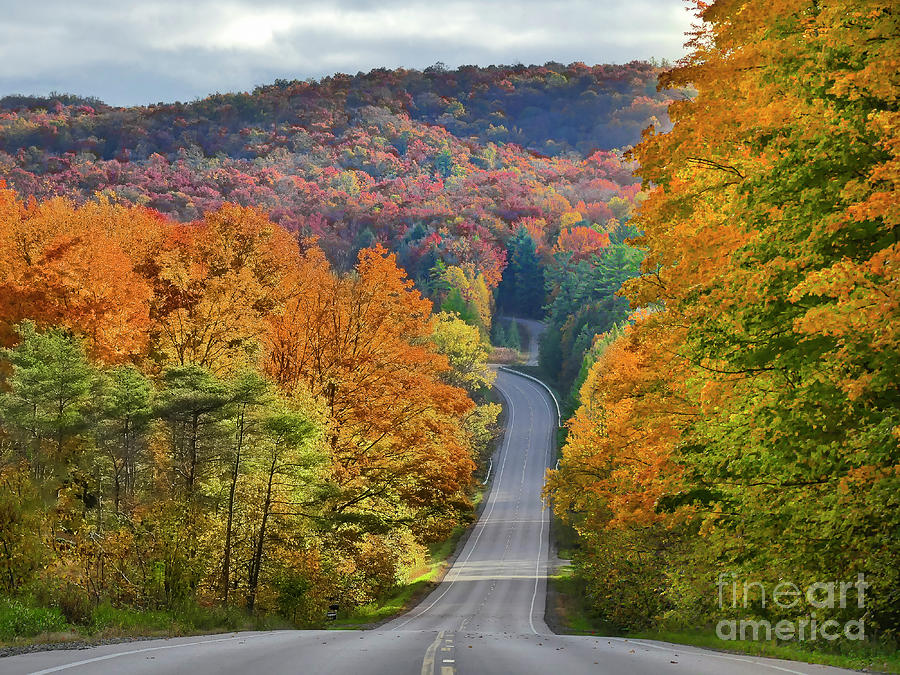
[0,61,670,159]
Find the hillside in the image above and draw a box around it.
[0,61,670,158]
[0,62,666,283]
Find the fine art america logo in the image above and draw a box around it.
[715,572,868,642]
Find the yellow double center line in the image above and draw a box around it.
[421,631,457,675]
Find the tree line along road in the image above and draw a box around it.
[0,370,855,675]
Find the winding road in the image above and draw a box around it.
[1,370,853,674]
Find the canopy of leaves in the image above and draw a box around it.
[548,0,899,637]
[0,194,481,623]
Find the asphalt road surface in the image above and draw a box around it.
[1,370,854,675]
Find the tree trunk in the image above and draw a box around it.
[221,406,245,606]
[188,413,199,494]
[247,450,277,613]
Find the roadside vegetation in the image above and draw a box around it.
[0,194,502,642]
[330,516,476,629]
[0,596,290,645]
[548,528,900,674]
[548,577,900,675]
[0,488,489,647]
[545,0,898,668]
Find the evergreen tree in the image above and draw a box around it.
[153,365,233,498]
[497,227,545,318]
[95,365,152,514]
[506,320,522,351]
[0,322,95,478]
[246,403,318,612]
[220,371,270,607]
[512,235,545,318]
[441,287,479,325]
[352,227,377,260]
[491,322,507,348]
[540,242,642,394]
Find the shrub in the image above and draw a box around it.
[31,581,92,626]
[0,598,68,639]
[172,602,244,632]
[91,603,172,634]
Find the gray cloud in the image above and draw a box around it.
[0,0,693,106]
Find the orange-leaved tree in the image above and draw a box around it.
[0,189,155,362]
[549,0,899,634]
[148,204,302,373]
[265,244,475,538]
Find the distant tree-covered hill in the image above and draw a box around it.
[0,62,670,298]
[0,61,670,159]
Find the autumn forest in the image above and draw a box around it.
[0,0,897,662]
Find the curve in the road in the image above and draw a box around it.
[387,369,553,636]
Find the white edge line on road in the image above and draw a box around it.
[27,635,249,674]
[497,366,561,428]
[626,640,812,675]
[527,375,555,636]
[392,381,517,629]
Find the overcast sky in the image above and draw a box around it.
[0,0,694,107]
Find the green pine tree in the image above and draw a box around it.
[506,321,521,351]
[0,321,96,476]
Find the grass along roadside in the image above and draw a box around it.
[329,488,485,629]
[546,565,900,674]
[630,629,900,674]
[0,597,290,653]
[546,564,618,637]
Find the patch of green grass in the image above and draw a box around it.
[90,603,173,635]
[552,517,580,562]
[168,602,249,632]
[471,489,485,511]
[631,629,900,674]
[0,598,69,640]
[330,577,435,628]
[548,565,619,636]
[547,569,900,673]
[0,596,291,647]
[426,524,465,565]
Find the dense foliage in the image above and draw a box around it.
[0,191,499,625]
[548,0,899,645]
[0,64,664,319]
[539,216,644,403]
[0,62,669,629]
